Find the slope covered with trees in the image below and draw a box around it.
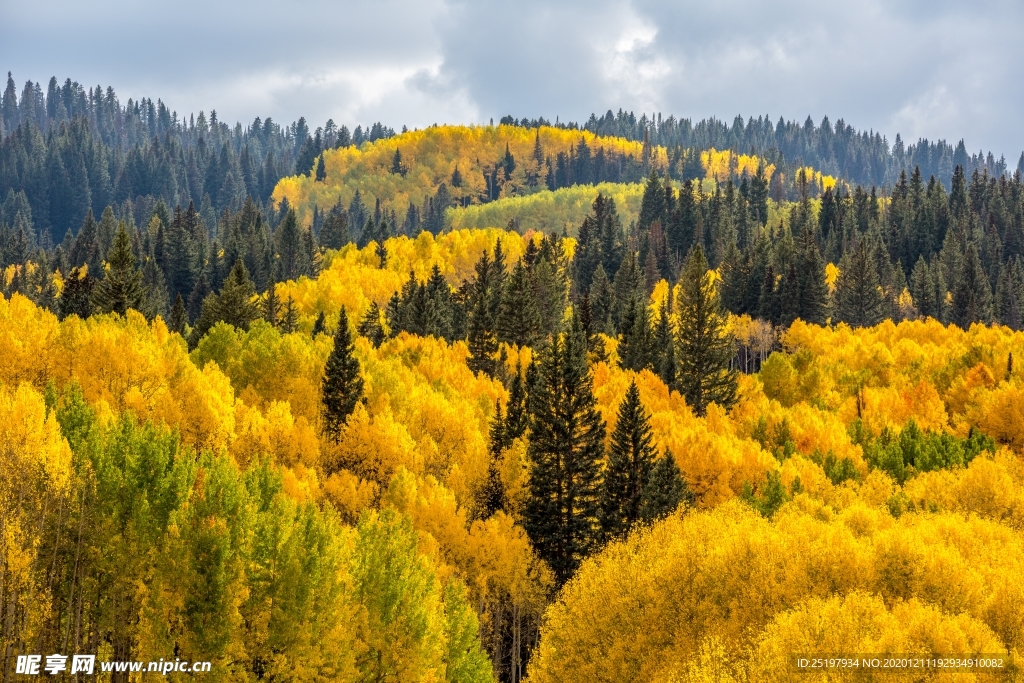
[3,72,1024,681]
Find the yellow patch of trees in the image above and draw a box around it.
[273,125,666,226]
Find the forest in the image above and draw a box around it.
[1,72,1024,682]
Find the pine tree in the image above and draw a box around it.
[169,293,187,334]
[639,450,690,522]
[600,381,658,538]
[797,235,828,324]
[467,250,499,377]
[311,311,326,336]
[834,238,886,327]
[263,281,280,326]
[504,362,529,442]
[58,266,95,320]
[275,209,303,281]
[675,246,738,417]
[358,301,386,347]
[188,258,260,346]
[479,400,507,518]
[525,312,605,585]
[315,155,326,182]
[321,307,365,443]
[952,243,993,328]
[655,296,677,388]
[281,297,298,333]
[92,224,146,315]
[617,296,655,372]
[496,260,541,347]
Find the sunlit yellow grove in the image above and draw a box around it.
[272,124,668,226]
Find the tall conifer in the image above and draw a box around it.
[322,307,364,442]
[525,312,605,585]
[675,246,737,416]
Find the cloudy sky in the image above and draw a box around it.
[3,0,1022,160]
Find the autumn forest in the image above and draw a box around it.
[2,73,1024,682]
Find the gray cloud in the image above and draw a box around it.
[2,0,1021,159]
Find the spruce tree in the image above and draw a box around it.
[264,281,280,326]
[639,450,690,522]
[797,236,828,325]
[188,258,260,345]
[168,293,187,334]
[58,266,95,320]
[479,399,507,518]
[834,238,885,327]
[600,381,658,538]
[92,224,146,315]
[675,246,738,417]
[321,307,365,442]
[467,249,499,377]
[315,155,326,182]
[617,296,655,372]
[655,296,677,388]
[281,297,298,333]
[358,301,386,347]
[525,312,605,585]
[503,362,529,442]
[496,260,541,347]
[951,243,993,328]
[311,311,326,336]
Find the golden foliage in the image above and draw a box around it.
[273,124,666,226]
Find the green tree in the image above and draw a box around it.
[59,265,95,319]
[321,307,365,442]
[496,260,541,347]
[92,224,146,315]
[525,312,605,585]
[358,301,386,347]
[639,450,690,522]
[834,238,886,327]
[169,293,187,334]
[188,258,260,346]
[600,381,657,538]
[951,243,993,328]
[675,246,738,417]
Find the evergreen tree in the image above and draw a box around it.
[675,246,738,417]
[321,307,365,443]
[168,293,187,334]
[275,209,304,281]
[479,400,507,518]
[280,296,298,333]
[311,310,326,336]
[503,362,529,442]
[910,256,936,319]
[655,296,677,388]
[141,256,170,320]
[315,155,326,182]
[188,258,260,345]
[92,224,146,315]
[617,296,655,372]
[834,238,886,327]
[263,281,280,326]
[600,381,658,538]
[639,450,690,522]
[58,266,95,319]
[358,301,386,347]
[496,260,541,347]
[797,235,828,324]
[525,313,605,585]
[467,250,499,377]
[952,243,993,328]
[319,207,350,249]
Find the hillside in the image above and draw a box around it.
[2,227,1023,681]
[271,124,666,228]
